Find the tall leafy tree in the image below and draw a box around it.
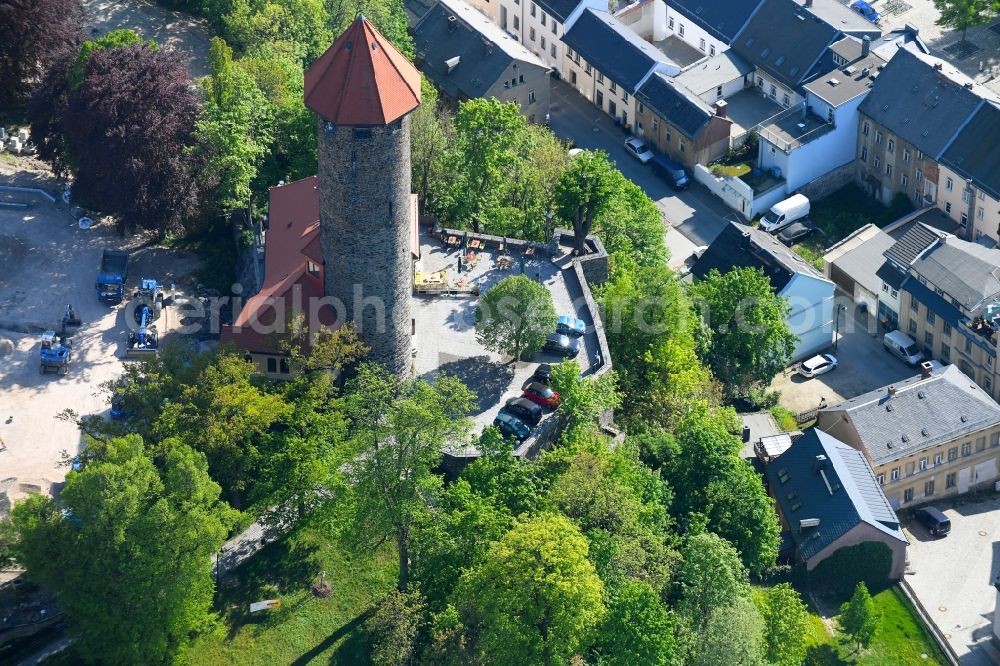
[689,266,797,399]
[840,582,879,651]
[594,172,668,264]
[675,531,751,632]
[366,589,426,666]
[0,0,83,104]
[8,436,237,664]
[195,37,274,219]
[345,363,476,590]
[933,0,994,45]
[554,149,617,255]
[755,583,810,666]
[596,580,676,666]
[476,275,557,361]
[456,513,605,666]
[690,595,766,666]
[549,361,621,442]
[410,78,453,214]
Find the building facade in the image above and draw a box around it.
[497,0,602,73]
[635,73,732,168]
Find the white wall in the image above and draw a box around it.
[498,0,603,73]
[615,0,666,41]
[466,0,500,25]
[663,5,727,56]
[783,273,836,361]
[693,163,787,219]
[752,70,801,108]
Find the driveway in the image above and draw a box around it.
[548,79,734,249]
[904,497,1000,665]
[769,303,918,413]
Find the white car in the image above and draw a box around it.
[624,137,654,164]
[798,354,838,378]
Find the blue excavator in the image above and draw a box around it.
[126,279,164,358]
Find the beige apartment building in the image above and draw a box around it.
[817,364,1000,509]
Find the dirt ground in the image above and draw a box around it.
[80,0,212,79]
[0,177,198,509]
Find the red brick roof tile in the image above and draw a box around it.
[304,16,421,126]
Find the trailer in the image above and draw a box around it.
[96,250,129,302]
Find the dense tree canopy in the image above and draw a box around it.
[554,150,617,255]
[476,275,557,361]
[690,266,797,400]
[0,0,83,104]
[9,436,236,664]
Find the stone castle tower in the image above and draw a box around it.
[304,17,422,376]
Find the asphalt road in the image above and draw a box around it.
[548,79,737,252]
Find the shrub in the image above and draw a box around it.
[809,541,892,601]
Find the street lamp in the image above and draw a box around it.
[834,304,847,351]
[543,211,554,242]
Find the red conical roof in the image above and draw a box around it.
[304,16,421,126]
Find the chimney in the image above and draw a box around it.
[445,56,460,73]
[742,424,751,442]
[447,15,457,31]
[920,360,934,379]
[934,62,943,71]
[861,35,871,58]
[805,0,813,7]
[714,99,728,118]
[888,385,897,396]
[812,454,828,472]
[861,67,870,78]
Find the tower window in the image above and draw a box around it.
[353,128,372,140]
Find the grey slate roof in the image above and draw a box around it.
[413,0,547,101]
[562,9,673,92]
[766,429,906,562]
[665,0,765,43]
[858,48,992,160]
[535,0,588,22]
[819,364,1000,465]
[731,0,840,89]
[940,102,1000,202]
[691,221,823,292]
[636,73,715,138]
[882,222,944,270]
[829,229,894,295]
[675,50,754,96]
[875,261,904,290]
[803,39,886,108]
[910,236,1000,310]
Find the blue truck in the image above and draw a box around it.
[96,250,129,302]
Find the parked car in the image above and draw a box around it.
[759,194,810,233]
[556,315,586,337]
[504,396,543,426]
[883,330,924,365]
[542,333,580,358]
[915,506,951,537]
[624,137,655,164]
[777,222,815,246]
[494,412,532,442]
[533,363,552,384]
[524,382,560,409]
[650,154,690,189]
[851,0,879,23]
[797,354,838,378]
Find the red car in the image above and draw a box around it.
[523,382,560,409]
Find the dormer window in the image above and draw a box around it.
[307,260,321,278]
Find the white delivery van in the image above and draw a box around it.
[760,194,811,233]
[883,330,924,365]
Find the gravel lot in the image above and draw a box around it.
[0,190,197,507]
[904,497,1000,665]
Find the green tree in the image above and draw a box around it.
[8,436,237,664]
[67,29,143,88]
[457,513,605,666]
[690,266,797,399]
[596,580,676,666]
[410,78,453,214]
[840,582,879,651]
[554,149,617,255]
[933,0,994,45]
[690,595,766,666]
[595,173,668,264]
[549,360,621,442]
[346,364,476,590]
[195,37,275,219]
[675,531,752,632]
[366,589,426,666]
[476,275,557,361]
[755,583,810,666]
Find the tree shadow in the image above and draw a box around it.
[804,642,849,665]
[426,355,514,411]
[279,610,372,666]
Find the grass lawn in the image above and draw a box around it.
[712,163,752,178]
[187,526,396,666]
[790,184,913,272]
[801,586,947,665]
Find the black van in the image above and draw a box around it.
[651,154,690,190]
[915,506,951,537]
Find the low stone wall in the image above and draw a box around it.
[794,160,856,202]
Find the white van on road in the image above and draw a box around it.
[883,330,924,365]
[760,194,811,233]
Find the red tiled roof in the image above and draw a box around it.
[304,16,421,126]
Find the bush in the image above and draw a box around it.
[809,541,892,601]
[769,405,797,432]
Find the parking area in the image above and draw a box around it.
[770,306,917,414]
[904,497,1000,664]
[0,191,197,507]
